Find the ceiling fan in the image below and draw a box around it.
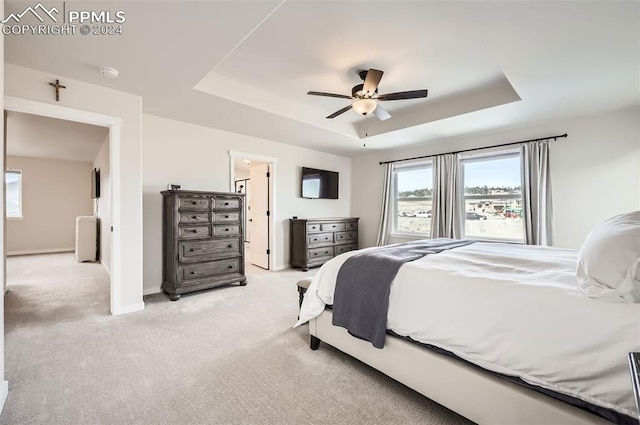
[307,68,428,121]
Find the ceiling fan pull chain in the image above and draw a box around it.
[363,118,368,148]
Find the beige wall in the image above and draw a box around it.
[351,106,640,250]
[6,156,93,254]
[142,113,352,294]
[93,136,111,273]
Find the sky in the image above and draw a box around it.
[397,156,521,191]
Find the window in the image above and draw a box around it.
[392,162,433,235]
[6,170,22,219]
[461,152,524,242]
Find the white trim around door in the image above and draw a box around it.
[228,150,278,271]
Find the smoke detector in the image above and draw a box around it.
[99,66,119,79]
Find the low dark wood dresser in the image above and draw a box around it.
[162,190,247,300]
[289,217,359,271]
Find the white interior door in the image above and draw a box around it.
[249,163,269,269]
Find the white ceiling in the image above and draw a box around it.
[6,111,108,162]
[4,1,639,156]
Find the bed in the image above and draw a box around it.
[295,213,640,425]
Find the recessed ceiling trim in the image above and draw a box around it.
[355,74,521,139]
[207,0,287,75]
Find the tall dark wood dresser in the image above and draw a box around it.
[162,190,247,300]
[290,217,359,271]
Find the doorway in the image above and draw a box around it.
[3,96,132,315]
[248,161,269,269]
[229,151,277,271]
[3,111,110,313]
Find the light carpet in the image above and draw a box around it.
[1,253,473,425]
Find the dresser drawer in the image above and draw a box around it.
[182,258,240,283]
[308,232,333,245]
[321,222,346,232]
[335,231,357,243]
[179,238,240,262]
[213,224,240,236]
[308,246,334,260]
[179,196,211,211]
[179,225,212,239]
[179,212,211,224]
[346,221,358,231]
[306,223,321,233]
[214,212,240,222]
[214,198,240,210]
[335,243,358,255]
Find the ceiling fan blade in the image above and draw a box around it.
[326,105,353,119]
[363,69,384,95]
[378,89,428,101]
[372,104,391,121]
[307,91,352,99]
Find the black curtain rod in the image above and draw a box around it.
[379,133,568,165]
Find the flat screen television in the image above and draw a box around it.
[91,168,100,199]
[301,167,339,199]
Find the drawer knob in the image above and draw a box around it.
[225,228,230,231]
[225,202,229,206]
[191,201,197,205]
[332,225,336,228]
[313,238,317,241]
[228,265,233,269]
[227,244,233,248]
[187,229,197,233]
[225,215,229,218]
[189,248,195,252]
[190,271,196,275]
[191,216,198,219]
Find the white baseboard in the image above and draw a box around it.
[0,380,8,414]
[143,286,161,296]
[7,248,74,256]
[111,301,144,316]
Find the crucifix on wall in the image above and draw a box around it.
[48,79,66,101]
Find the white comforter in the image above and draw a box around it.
[296,242,640,419]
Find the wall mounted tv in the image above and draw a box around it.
[301,167,339,199]
[91,168,100,199]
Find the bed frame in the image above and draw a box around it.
[309,310,613,425]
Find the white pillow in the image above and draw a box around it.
[576,211,640,302]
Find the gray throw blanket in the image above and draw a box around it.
[332,238,474,349]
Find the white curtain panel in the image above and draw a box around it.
[431,153,463,239]
[521,140,555,246]
[375,163,393,246]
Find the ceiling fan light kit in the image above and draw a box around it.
[307,68,428,121]
[352,98,377,115]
